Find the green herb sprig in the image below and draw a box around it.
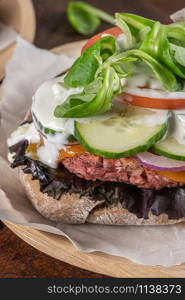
[67,1,114,35]
[55,11,185,119]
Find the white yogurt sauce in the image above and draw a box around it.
[7,122,40,147]
[7,152,16,164]
[32,75,83,133]
[32,75,119,132]
[37,138,59,168]
[168,110,185,145]
[39,132,71,168]
[124,63,185,99]
[103,57,185,99]
[117,33,132,51]
[125,106,170,127]
[125,86,185,99]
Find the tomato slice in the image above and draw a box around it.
[122,92,185,110]
[82,26,122,53]
[82,27,185,110]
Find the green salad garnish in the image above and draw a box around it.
[67,1,114,35]
[55,12,185,119]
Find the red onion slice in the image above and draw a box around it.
[136,152,185,171]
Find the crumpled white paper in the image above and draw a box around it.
[0,22,17,51]
[170,8,185,22]
[1,38,185,267]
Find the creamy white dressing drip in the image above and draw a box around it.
[167,110,185,145]
[116,39,166,93]
[149,109,185,145]
[124,63,185,99]
[7,122,40,147]
[125,63,162,93]
[46,132,68,149]
[125,86,185,99]
[32,75,121,148]
[125,74,163,92]
[97,33,131,51]
[37,138,59,168]
[7,121,61,168]
[32,75,83,132]
[7,152,16,164]
[173,115,185,144]
[124,106,170,127]
[117,33,131,51]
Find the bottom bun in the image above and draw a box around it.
[20,170,185,225]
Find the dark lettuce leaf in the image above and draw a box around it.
[23,159,52,191]
[9,140,29,168]
[10,139,185,220]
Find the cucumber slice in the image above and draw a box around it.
[75,110,168,159]
[154,136,185,161]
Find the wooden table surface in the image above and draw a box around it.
[0,0,185,278]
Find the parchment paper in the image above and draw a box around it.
[170,8,185,22]
[1,37,185,267]
[0,22,17,51]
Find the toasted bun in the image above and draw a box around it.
[19,169,185,225]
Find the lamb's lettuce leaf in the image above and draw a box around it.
[140,22,185,79]
[170,43,185,67]
[55,67,116,118]
[64,35,117,88]
[107,49,181,91]
[54,11,185,119]
[115,13,135,49]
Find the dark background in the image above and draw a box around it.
[33,0,185,49]
[0,0,185,278]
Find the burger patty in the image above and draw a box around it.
[62,154,182,189]
[9,140,185,222]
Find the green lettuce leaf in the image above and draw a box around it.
[64,36,117,88]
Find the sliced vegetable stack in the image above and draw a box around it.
[46,11,185,168]
[9,9,185,184]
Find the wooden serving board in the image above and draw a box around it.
[3,40,185,278]
[0,0,36,80]
[4,221,185,278]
